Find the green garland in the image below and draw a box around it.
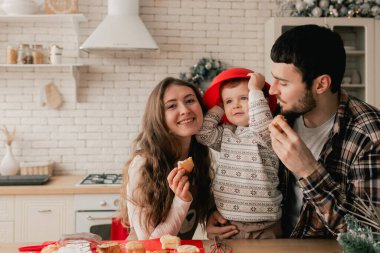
[277,0,380,18]
[180,58,225,92]
[338,215,380,253]
[337,194,380,253]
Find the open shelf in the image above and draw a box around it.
[0,63,86,102]
[0,63,84,68]
[0,14,86,23]
[0,14,87,45]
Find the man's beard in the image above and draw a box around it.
[280,88,316,119]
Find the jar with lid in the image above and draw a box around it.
[17,43,25,64]
[24,44,33,64]
[17,43,33,64]
[6,46,17,64]
[32,44,44,64]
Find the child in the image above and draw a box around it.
[196,68,282,239]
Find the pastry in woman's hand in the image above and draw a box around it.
[177,157,194,173]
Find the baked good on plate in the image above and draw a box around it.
[175,245,200,253]
[272,114,286,133]
[125,241,145,253]
[160,234,181,249]
[40,244,60,253]
[96,241,121,253]
[178,157,194,173]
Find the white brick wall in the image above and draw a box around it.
[0,0,278,175]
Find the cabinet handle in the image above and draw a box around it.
[38,209,52,213]
[86,216,113,221]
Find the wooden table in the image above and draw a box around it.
[0,239,342,253]
[203,239,342,252]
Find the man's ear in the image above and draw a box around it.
[315,74,331,94]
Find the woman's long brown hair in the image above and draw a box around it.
[120,77,214,234]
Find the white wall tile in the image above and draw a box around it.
[0,0,278,174]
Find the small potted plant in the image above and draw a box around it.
[338,194,380,253]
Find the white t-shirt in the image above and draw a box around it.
[286,114,335,232]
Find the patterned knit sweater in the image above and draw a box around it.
[196,91,282,222]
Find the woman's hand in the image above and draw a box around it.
[206,210,238,239]
[167,167,192,202]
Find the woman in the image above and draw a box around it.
[120,77,214,240]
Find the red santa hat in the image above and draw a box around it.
[202,67,277,123]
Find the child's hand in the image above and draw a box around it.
[216,98,224,108]
[247,72,265,91]
[167,167,192,202]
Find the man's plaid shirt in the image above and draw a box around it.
[280,90,380,238]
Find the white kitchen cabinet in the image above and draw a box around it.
[14,195,74,242]
[265,17,375,107]
[0,196,14,242]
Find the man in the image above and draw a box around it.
[206,24,380,239]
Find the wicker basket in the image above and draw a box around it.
[20,161,54,176]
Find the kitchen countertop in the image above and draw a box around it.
[0,239,343,253]
[0,175,121,195]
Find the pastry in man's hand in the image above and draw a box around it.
[177,157,194,173]
[160,234,181,249]
[272,115,286,133]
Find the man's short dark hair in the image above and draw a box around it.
[271,24,346,93]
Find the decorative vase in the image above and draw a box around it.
[0,144,20,176]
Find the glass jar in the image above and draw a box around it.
[17,43,33,64]
[32,44,44,64]
[24,44,33,64]
[6,46,17,64]
[17,43,25,64]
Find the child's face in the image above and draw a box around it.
[221,81,249,126]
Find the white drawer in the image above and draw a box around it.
[0,196,14,221]
[0,221,14,242]
[74,194,119,211]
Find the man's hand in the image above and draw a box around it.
[269,117,319,178]
[206,210,238,240]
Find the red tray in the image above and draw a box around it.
[19,239,204,253]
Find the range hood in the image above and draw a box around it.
[80,0,159,52]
